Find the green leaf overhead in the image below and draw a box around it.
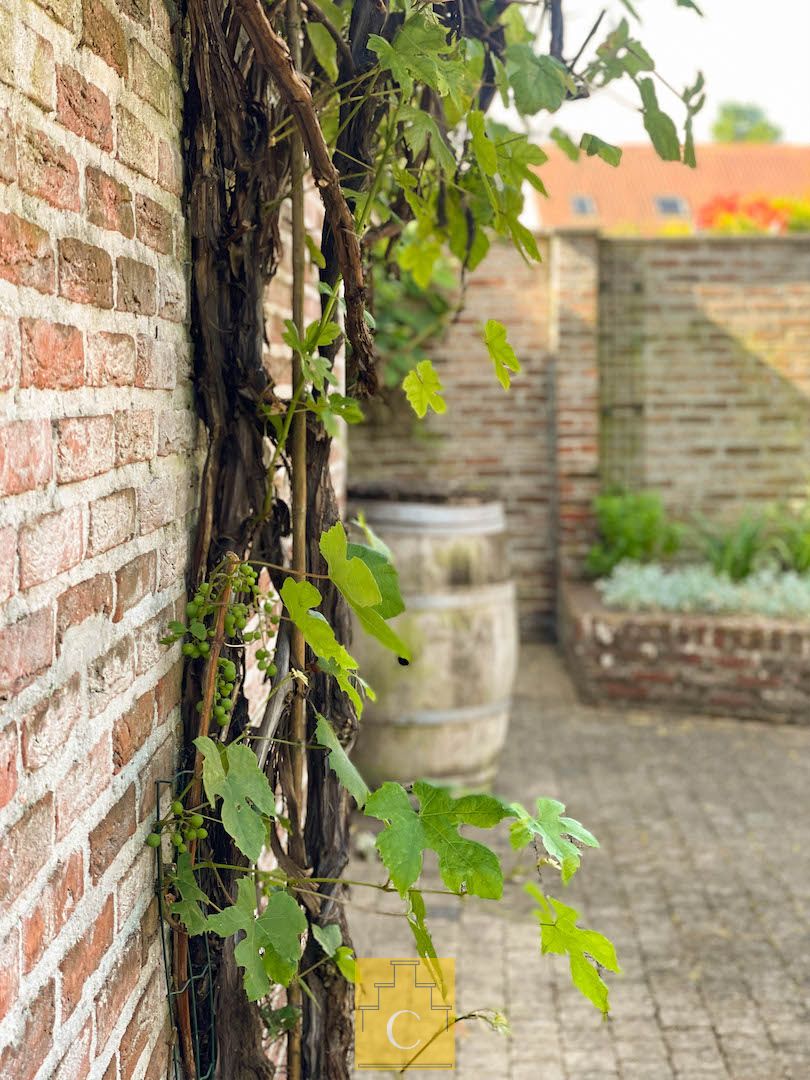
[345,543,405,620]
[194,737,277,861]
[484,319,521,390]
[315,712,370,808]
[364,781,513,898]
[510,797,599,883]
[505,46,568,116]
[206,877,307,1000]
[580,134,623,167]
[402,359,446,419]
[638,78,681,161]
[527,886,621,1015]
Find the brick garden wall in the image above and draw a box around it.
[559,582,810,723]
[600,236,810,519]
[348,241,556,638]
[0,0,195,1077]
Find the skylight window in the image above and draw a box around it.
[571,195,597,215]
[655,196,688,216]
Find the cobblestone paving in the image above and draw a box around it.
[348,646,810,1079]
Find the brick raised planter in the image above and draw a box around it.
[559,582,810,722]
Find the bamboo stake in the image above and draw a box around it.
[286,0,308,1075]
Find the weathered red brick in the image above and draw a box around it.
[18,504,84,589]
[0,419,52,495]
[52,1015,92,1080]
[137,474,179,534]
[88,636,134,716]
[0,608,54,698]
[131,40,169,115]
[135,193,172,253]
[0,793,53,896]
[0,315,18,390]
[117,106,155,178]
[95,931,140,1050]
[86,329,136,385]
[157,410,197,456]
[58,237,113,307]
[56,573,113,647]
[17,23,55,112]
[0,722,18,810]
[56,65,112,149]
[113,689,154,771]
[116,256,156,314]
[55,733,111,838]
[0,213,54,293]
[56,414,115,482]
[60,894,114,1017]
[21,674,82,771]
[90,783,136,878]
[121,0,150,26]
[0,927,19,1023]
[115,408,154,465]
[114,550,156,622]
[33,0,78,32]
[0,108,16,184]
[135,333,176,389]
[156,658,183,723]
[22,849,83,972]
[138,731,176,821]
[88,488,136,556]
[81,0,127,75]
[120,973,163,1080]
[86,167,134,237]
[17,123,80,211]
[0,978,55,1080]
[158,265,187,323]
[115,843,152,930]
[20,318,84,390]
[157,136,182,195]
[0,525,15,602]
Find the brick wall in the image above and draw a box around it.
[560,582,810,722]
[600,236,810,519]
[0,0,194,1076]
[348,241,555,638]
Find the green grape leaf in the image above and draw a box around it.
[280,578,357,672]
[550,126,580,162]
[510,798,599,883]
[677,0,702,12]
[403,360,446,419]
[364,781,512,899]
[346,543,404,620]
[312,922,342,957]
[306,22,338,81]
[207,877,306,1000]
[321,523,411,660]
[400,106,456,177]
[396,224,443,290]
[305,393,364,438]
[170,852,209,935]
[316,656,365,716]
[484,319,521,390]
[638,78,681,161]
[315,712,370,809]
[193,738,276,861]
[406,889,447,995]
[369,15,466,103]
[505,46,568,115]
[334,946,356,983]
[305,234,326,270]
[580,133,623,167]
[527,885,620,1015]
[469,110,497,176]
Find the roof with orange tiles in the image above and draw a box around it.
[531,143,810,234]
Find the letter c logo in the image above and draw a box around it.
[386,1009,421,1050]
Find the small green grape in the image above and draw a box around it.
[196,827,208,840]
[171,800,184,816]
[171,832,183,848]
[189,813,204,828]
[146,833,162,848]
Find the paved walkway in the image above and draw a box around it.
[348,646,810,1079]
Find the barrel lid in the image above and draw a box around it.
[351,499,506,536]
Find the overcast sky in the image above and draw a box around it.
[542,0,810,145]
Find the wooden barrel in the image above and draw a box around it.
[349,499,518,788]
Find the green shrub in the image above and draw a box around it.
[586,491,682,578]
[693,513,772,582]
[767,503,810,574]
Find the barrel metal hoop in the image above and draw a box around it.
[361,697,512,728]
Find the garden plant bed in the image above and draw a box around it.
[559,582,810,723]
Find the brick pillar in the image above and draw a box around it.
[550,231,600,582]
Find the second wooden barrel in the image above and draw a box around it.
[350,499,518,788]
